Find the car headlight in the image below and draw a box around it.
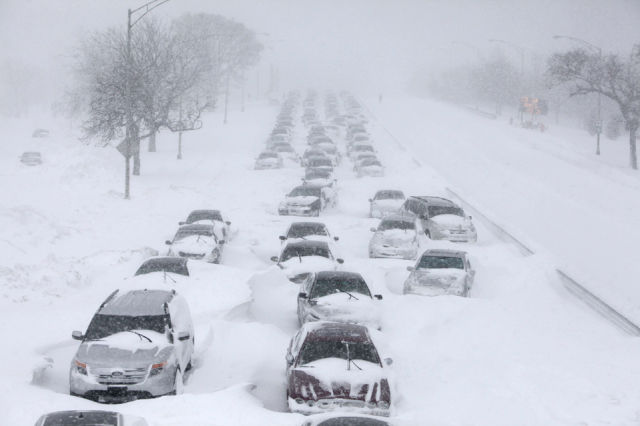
[74,359,87,375]
[149,361,168,377]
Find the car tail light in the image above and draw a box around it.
[74,360,87,375]
[149,361,167,377]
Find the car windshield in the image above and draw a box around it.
[310,275,372,299]
[258,152,278,159]
[42,411,119,426]
[308,158,332,167]
[417,256,464,270]
[375,190,404,200]
[186,211,222,222]
[317,418,389,426]
[289,186,321,197]
[135,259,189,276]
[354,145,374,152]
[298,339,380,365]
[288,224,328,238]
[378,219,415,231]
[84,314,169,340]
[428,205,464,217]
[173,228,215,241]
[281,245,330,262]
[361,159,381,167]
[305,170,331,180]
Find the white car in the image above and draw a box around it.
[399,196,477,243]
[297,271,382,328]
[179,209,232,241]
[279,222,339,245]
[271,240,344,283]
[368,214,419,260]
[403,249,475,296]
[254,151,283,170]
[356,159,384,177]
[279,185,327,217]
[165,224,224,263]
[35,411,148,426]
[369,190,406,218]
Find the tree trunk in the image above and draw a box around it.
[132,137,141,176]
[630,123,638,170]
[148,130,157,152]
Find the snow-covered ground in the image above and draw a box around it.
[2,95,640,425]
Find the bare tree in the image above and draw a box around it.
[548,46,640,169]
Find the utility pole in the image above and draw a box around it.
[553,35,603,155]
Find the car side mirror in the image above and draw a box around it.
[298,292,307,299]
[72,330,84,341]
[333,236,339,241]
[286,353,294,365]
[468,216,472,220]
[165,240,172,245]
[226,221,231,225]
[270,256,279,263]
[218,240,225,245]
[177,331,190,341]
[374,294,383,300]
[384,357,393,366]
[406,266,415,271]
[279,235,286,241]
[178,221,185,225]
[336,258,344,264]
[368,198,373,202]
[370,227,376,232]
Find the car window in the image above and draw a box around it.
[297,339,380,365]
[135,259,189,276]
[281,245,330,262]
[309,275,372,299]
[428,205,464,217]
[378,219,415,231]
[417,256,464,270]
[84,314,169,340]
[288,223,328,238]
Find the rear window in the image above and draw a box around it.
[417,255,464,270]
[42,411,119,426]
[378,219,415,231]
[281,245,330,262]
[135,258,189,276]
[310,274,371,299]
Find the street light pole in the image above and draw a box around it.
[553,34,603,155]
[123,0,170,199]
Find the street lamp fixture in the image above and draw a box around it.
[552,34,603,155]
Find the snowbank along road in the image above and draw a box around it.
[2,91,640,426]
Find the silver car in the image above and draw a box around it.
[369,190,405,218]
[399,196,477,243]
[69,289,194,402]
[403,249,475,296]
[368,214,419,260]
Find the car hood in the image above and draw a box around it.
[430,214,469,227]
[373,229,416,246]
[408,268,467,288]
[291,358,389,403]
[310,293,379,325]
[283,196,320,206]
[171,236,216,254]
[76,331,171,367]
[280,256,336,277]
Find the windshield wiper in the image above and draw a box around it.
[126,330,152,343]
[163,270,177,283]
[341,341,362,371]
[336,288,359,300]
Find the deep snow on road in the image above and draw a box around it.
[2,96,640,425]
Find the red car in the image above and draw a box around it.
[286,321,392,416]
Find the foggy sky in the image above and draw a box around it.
[1,0,638,101]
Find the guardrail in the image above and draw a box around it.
[446,187,640,337]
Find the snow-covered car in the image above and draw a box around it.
[403,249,475,296]
[369,190,406,218]
[32,128,49,138]
[286,322,392,416]
[306,157,334,174]
[301,413,392,426]
[69,289,194,402]
[271,240,344,283]
[303,173,338,207]
[314,142,340,166]
[179,209,232,241]
[20,151,42,166]
[255,151,284,170]
[399,196,477,242]
[279,184,327,217]
[368,214,419,260]
[34,411,148,426]
[302,148,329,166]
[348,143,375,160]
[272,143,300,162]
[135,257,189,277]
[267,134,290,148]
[279,221,339,244]
[165,223,224,263]
[297,271,383,327]
[356,159,384,177]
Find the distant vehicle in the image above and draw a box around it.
[368,214,419,260]
[348,143,375,160]
[399,196,477,242]
[403,249,475,296]
[255,151,284,170]
[279,221,339,244]
[272,143,300,162]
[135,257,189,277]
[286,321,391,416]
[301,414,392,426]
[179,209,231,241]
[297,271,383,327]
[305,157,334,174]
[20,151,42,166]
[356,158,384,177]
[32,128,49,138]
[279,184,328,217]
[165,223,224,263]
[34,410,148,426]
[69,289,194,402]
[369,190,406,218]
[267,134,289,147]
[271,240,344,283]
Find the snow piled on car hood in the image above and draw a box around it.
[430,214,469,227]
[312,292,380,326]
[77,330,170,365]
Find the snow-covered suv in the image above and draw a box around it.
[399,196,477,243]
[403,249,475,296]
[69,289,194,403]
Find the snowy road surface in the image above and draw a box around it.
[2,96,640,425]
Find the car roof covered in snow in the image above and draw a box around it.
[420,249,467,258]
[303,321,371,343]
[100,289,174,316]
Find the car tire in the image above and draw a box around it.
[173,367,184,395]
[212,249,221,264]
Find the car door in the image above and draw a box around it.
[169,296,194,371]
[297,275,313,323]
